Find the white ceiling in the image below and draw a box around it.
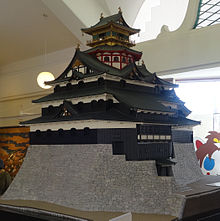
[0,0,79,66]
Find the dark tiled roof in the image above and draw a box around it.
[22,101,199,127]
[22,112,199,126]
[81,12,140,34]
[33,80,176,113]
[46,49,108,85]
[46,49,177,88]
[154,76,178,88]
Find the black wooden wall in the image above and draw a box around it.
[30,125,193,161]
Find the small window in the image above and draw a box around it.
[141,135,147,140]
[153,135,160,140]
[160,135,166,140]
[165,135,171,140]
[122,57,126,63]
[114,56,119,62]
[104,56,109,62]
[93,35,98,40]
[99,33,106,40]
[67,71,72,77]
[148,135,153,140]
[61,107,71,117]
[112,31,116,36]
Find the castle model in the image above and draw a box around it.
[23,9,198,172]
[4,10,220,221]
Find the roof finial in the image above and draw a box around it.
[76,43,80,50]
[118,7,122,13]
[100,12,104,19]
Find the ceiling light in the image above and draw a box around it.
[37,71,54,89]
[37,13,53,89]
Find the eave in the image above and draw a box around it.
[82,21,140,36]
[32,82,174,113]
[21,105,199,128]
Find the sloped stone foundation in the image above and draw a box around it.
[1,143,202,218]
[173,142,203,186]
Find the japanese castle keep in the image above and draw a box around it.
[4,9,220,221]
[23,9,198,165]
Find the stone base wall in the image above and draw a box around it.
[2,144,186,217]
[173,143,203,186]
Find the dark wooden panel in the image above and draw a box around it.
[172,130,193,143]
[31,127,176,161]
[138,142,173,160]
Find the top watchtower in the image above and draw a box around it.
[81,8,140,48]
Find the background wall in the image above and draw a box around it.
[0,47,74,127]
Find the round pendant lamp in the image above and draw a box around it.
[37,13,54,89]
[37,71,55,89]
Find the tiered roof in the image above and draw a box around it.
[81,11,140,35]
[44,49,175,87]
[22,10,199,128]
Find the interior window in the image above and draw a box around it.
[114,56,119,62]
[104,56,109,62]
